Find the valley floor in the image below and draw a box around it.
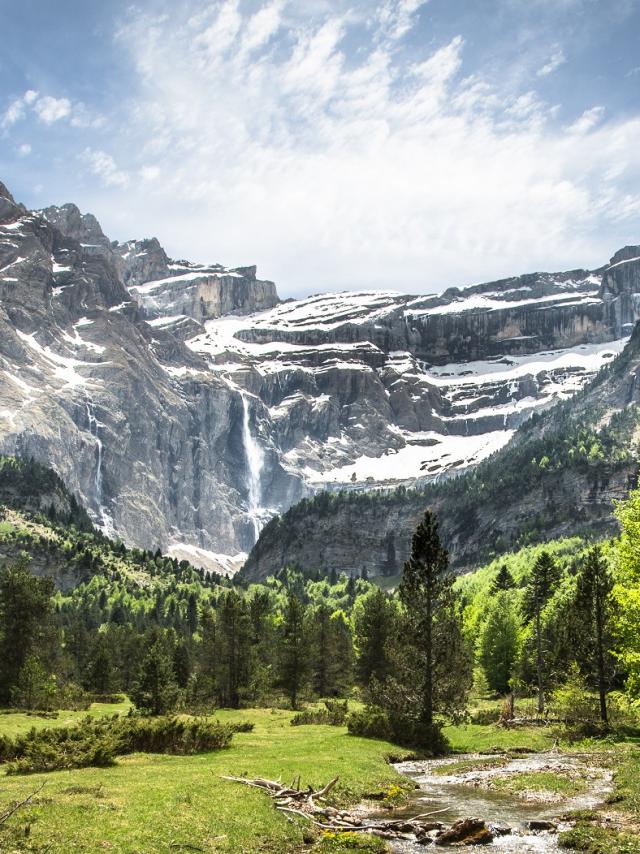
[0,703,639,853]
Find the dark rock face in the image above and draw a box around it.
[1,179,640,566]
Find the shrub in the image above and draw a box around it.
[291,700,348,727]
[347,705,449,753]
[1,713,238,775]
[346,706,393,741]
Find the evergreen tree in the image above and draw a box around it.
[173,639,192,689]
[310,605,354,697]
[0,560,56,704]
[13,655,54,710]
[491,564,515,593]
[215,591,253,708]
[353,588,397,687]
[523,551,560,713]
[279,593,309,709]
[399,511,471,734]
[310,602,332,697]
[131,637,178,715]
[87,635,114,694]
[327,610,354,696]
[187,592,198,635]
[574,546,613,724]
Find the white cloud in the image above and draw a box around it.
[33,95,72,124]
[376,0,429,40]
[1,89,100,131]
[81,149,129,188]
[568,106,605,134]
[75,0,640,296]
[17,143,32,156]
[537,47,566,77]
[1,90,39,129]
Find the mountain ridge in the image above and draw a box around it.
[1,177,639,568]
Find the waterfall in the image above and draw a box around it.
[241,393,265,542]
[85,394,114,538]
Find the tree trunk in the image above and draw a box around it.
[594,589,608,725]
[422,589,433,727]
[535,606,544,715]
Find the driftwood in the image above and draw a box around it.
[222,775,447,842]
[0,782,46,827]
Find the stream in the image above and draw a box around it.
[370,752,613,851]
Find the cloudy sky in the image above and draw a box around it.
[1,0,640,297]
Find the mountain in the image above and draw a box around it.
[1,178,639,569]
[242,325,640,581]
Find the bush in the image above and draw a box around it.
[347,705,449,753]
[1,713,238,775]
[291,700,348,727]
[346,706,393,741]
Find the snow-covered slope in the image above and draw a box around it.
[1,179,639,569]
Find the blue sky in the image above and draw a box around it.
[1,0,640,297]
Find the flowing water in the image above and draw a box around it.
[240,393,265,541]
[373,752,613,852]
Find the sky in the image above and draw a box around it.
[1,0,640,298]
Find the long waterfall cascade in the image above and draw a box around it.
[241,393,265,543]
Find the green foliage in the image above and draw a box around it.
[1,713,236,774]
[0,558,56,704]
[352,588,398,687]
[613,488,640,698]
[279,592,310,709]
[130,637,179,715]
[399,511,472,728]
[477,591,521,694]
[291,700,349,727]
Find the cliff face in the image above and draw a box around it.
[0,183,298,559]
[243,327,640,581]
[2,178,640,567]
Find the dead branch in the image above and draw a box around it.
[221,774,450,842]
[0,782,46,827]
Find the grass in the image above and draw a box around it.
[0,700,132,738]
[558,746,640,853]
[1,701,639,853]
[0,706,403,853]
[432,756,508,776]
[443,721,553,753]
[492,771,586,796]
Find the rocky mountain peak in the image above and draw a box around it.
[0,181,25,224]
[40,203,110,249]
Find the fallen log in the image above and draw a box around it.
[221,774,448,842]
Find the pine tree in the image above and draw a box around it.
[87,636,114,694]
[310,602,332,697]
[399,511,471,733]
[187,592,199,635]
[131,637,178,715]
[215,591,253,708]
[279,593,309,709]
[575,546,612,724]
[0,560,56,704]
[353,588,397,687]
[523,551,560,713]
[492,564,515,593]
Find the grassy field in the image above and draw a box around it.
[1,702,639,853]
[0,705,404,854]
